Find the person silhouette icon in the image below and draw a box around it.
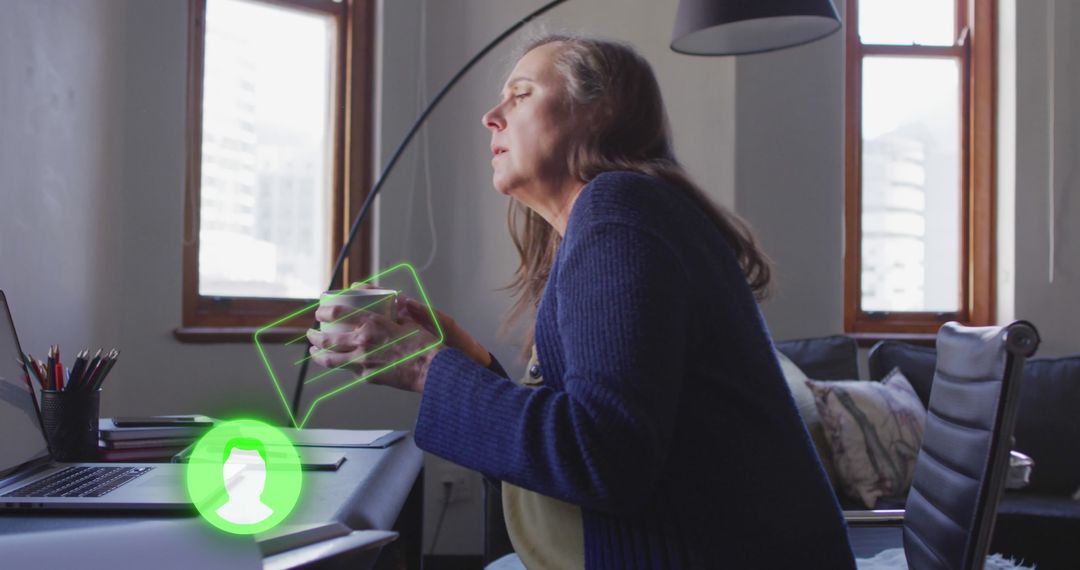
[215,437,274,525]
[187,419,302,534]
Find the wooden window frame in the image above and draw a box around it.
[843,0,995,343]
[178,0,375,343]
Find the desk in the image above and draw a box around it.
[0,434,424,569]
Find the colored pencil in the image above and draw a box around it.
[46,346,55,390]
[91,349,120,390]
[21,352,45,390]
[33,345,120,391]
[81,349,103,390]
[68,350,89,390]
[54,345,64,391]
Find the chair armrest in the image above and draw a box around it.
[1006,450,1034,490]
[844,509,906,527]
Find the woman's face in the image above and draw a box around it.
[482,43,576,200]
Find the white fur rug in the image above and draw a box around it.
[857,548,1036,569]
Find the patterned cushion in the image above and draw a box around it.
[806,369,927,509]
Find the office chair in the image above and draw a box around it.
[846,321,1040,570]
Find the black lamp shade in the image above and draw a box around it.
[671,0,841,56]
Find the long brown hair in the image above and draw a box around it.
[499,35,772,358]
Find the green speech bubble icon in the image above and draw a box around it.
[255,262,445,428]
[186,419,302,535]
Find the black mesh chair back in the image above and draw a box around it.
[902,321,1040,570]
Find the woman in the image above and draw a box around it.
[307,36,855,569]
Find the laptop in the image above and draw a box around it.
[0,290,191,510]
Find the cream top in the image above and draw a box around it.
[501,345,585,569]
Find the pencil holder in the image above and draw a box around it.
[41,389,101,461]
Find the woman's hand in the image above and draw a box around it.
[306,291,490,392]
[306,304,443,393]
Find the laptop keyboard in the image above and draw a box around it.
[3,466,153,498]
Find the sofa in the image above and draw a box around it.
[776,334,1080,569]
[481,334,1079,568]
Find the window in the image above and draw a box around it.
[180,0,374,342]
[844,0,994,338]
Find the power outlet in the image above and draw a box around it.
[437,465,473,504]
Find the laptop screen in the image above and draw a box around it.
[0,292,51,478]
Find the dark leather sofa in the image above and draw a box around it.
[778,335,1080,569]
[481,334,1079,568]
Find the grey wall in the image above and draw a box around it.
[997,0,1017,324]
[0,0,126,365]
[1012,0,1080,358]
[733,8,846,341]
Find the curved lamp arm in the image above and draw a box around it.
[291,0,568,421]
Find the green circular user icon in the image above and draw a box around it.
[186,419,302,534]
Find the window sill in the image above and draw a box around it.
[848,332,936,348]
[174,327,309,344]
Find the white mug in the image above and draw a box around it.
[318,287,397,333]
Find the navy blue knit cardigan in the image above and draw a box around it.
[415,171,855,568]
